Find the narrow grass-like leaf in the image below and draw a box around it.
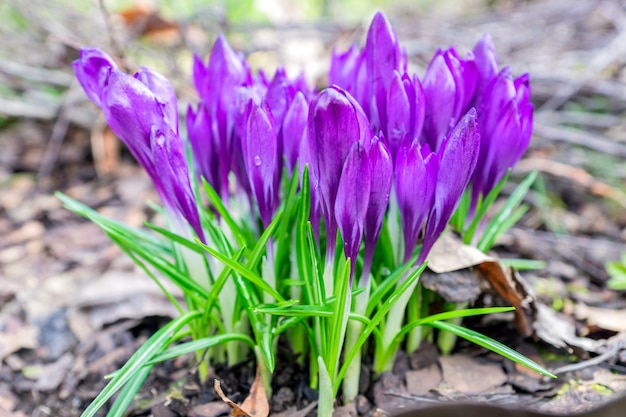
[500,258,547,270]
[463,169,511,244]
[202,178,247,247]
[427,320,556,378]
[247,208,284,270]
[196,239,284,302]
[105,364,152,417]
[204,248,245,316]
[144,222,204,254]
[254,304,334,317]
[389,307,515,352]
[326,257,351,379]
[147,334,256,364]
[80,311,201,417]
[478,171,537,252]
[336,262,427,395]
[366,253,418,316]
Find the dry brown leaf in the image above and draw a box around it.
[427,232,536,336]
[474,261,536,337]
[427,232,493,273]
[534,304,603,356]
[240,368,269,417]
[215,370,269,417]
[574,303,626,333]
[214,379,251,417]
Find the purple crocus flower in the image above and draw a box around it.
[395,109,479,264]
[330,12,424,164]
[335,141,371,279]
[395,139,439,263]
[472,34,499,110]
[362,135,393,279]
[386,71,426,163]
[73,49,205,243]
[282,91,309,174]
[241,100,280,228]
[306,86,373,262]
[422,109,480,261]
[421,48,477,152]
[72,48,118,107]
[328,44,365,103]
[364,11,407,133]
[472,68,533,200]
[190,35,251,200]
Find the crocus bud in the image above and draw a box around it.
[386,71,426,163]
[422,109,480,262]
[329,44,365,101]
[281,91,309,174]
[335,141,371,278]
[187,102,219,190]
[395,139,439,263]
[73,48,118,107]
[364,11,407,133]
[472,68,532,199]
[242,101,280,228]
[74,50,205,242]
[135,67,179,134]
[472,34,499,109]
[363,135,392,277]
[307,86,373,259]
[194,35,248,108]
[421,48,477,152]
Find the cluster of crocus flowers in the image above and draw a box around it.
[72,11,533,413]
[73,11,532,282]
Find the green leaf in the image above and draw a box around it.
[427,320,556,378]
[366,253,418,316]
[336,262,428,395]
[202,178,247,247]
[195,239,284,302]
[390,307,515,350]
[478,171,537,252]
[463,169,511,244]
[147,334,256,364]
[500,258,547,270]
[80,311,201,417]
[254,304,333,316]
[106,364,152,417]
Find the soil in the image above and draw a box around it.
[2,1,626,416]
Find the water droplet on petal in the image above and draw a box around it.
[254,155,262,166]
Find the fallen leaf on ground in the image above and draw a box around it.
[427,232,536,336]
[214,379,251,416]
[574,303,626,332]
[474,261,536,337]
[215,368,270,417]
[241,368,270,417]
[534,304,603,355]
[0,325,37,360]
[427,232,493,273]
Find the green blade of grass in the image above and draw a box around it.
[105,364,152,417]
[80,311,201,417]
[427,319,556,378]
[147,334,256,365]
[478,171,537,252]
[463,169,511,244]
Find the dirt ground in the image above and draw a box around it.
[2,0,626,416]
